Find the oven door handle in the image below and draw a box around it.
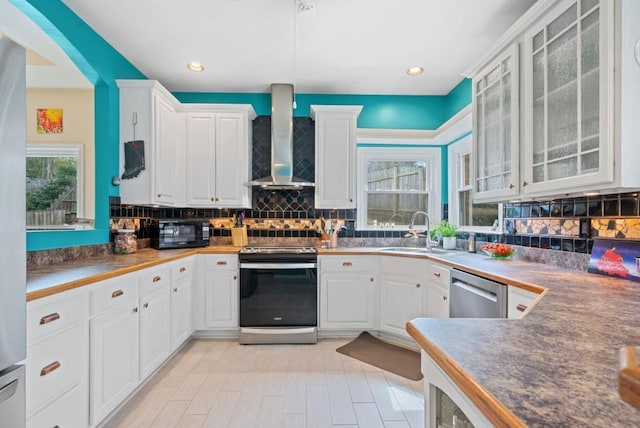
[240,262,317,269]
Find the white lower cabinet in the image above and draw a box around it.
[319,255,377,331]
[89,288,139,426]
[170,259,194,351]
[507,285,540,319]
[138,285,171,380]
[203,255,238,329]
[26,287,89,427]
[424,262,451,318]
[379,256,427,338]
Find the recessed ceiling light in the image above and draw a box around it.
[407,66,424,76]
[187,62,205,72]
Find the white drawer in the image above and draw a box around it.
[320,255,377,273]
[508,286,540,319]
[426,262,450,289]
[27,383,87,428]
[27,289,88,345]
[90,275,137,315]
[171,257,194,281]
[138,265,171,296]
[203,254,237,270]
[26,323,86,416]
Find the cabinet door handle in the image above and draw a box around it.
[133,307,138,313]
[416,283,421,288]
[179,267,187,273]
[174,288,178,292]
[516,304,528,312]
[522,181,529,187]
[211,197,215,202]
[370,277,374,282]
[112,289,124,298]
[40,361,61,377]
[217,261,228,265]
[157,193,161,198]
[143,303,149,309]
[153,276,162,282]
[39,312,61,325]
[433,272,441,277]
[443,295,447,301]
[509,183,515,189]
[342,262,353,267]
[233,275,237,280]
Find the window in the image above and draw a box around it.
[448,135,502,231]
[26,144,84,230]
[357,147,441,230]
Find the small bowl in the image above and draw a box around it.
[483,249,516,260]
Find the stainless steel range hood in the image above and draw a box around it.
[248,83,315,189]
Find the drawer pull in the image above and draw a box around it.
[433,272,441,277]
[516,304,528,312]
[143,302,149,309]
[233,275,237,280]
[174,288,178,292]
[416,283,421,288]
[133,307,138,313]
[217,261,228,266]
[153,276,162,282]
[443,295,447,301]
[39,312,61,325]
[370,277,374,282]
[112,290,124,298]
[342,262,353,267]
[179,267,187,273]
[40,361,61,377]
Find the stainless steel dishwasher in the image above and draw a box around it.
[449,269,508,318]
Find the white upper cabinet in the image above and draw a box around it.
[473,44,520,202]
[117,80,184,206]
[311,105,363,209]
[185,107,255,208]
[470,0,640,201]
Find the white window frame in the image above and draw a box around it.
[26,144,84,223]
[448,135,503,233]
[356,146,441,231]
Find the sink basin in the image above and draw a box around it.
[378,247,459,256]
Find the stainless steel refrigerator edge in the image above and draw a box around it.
[0,36,27,427]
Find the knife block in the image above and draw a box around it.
[231,226,248,247]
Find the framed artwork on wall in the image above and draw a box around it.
[36,108,63,134]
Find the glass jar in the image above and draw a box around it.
[114,229,137,254]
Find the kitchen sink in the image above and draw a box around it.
[378,247,460,256]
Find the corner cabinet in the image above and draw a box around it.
[311,105,363,209]
[184,106,255,208]
[117,80,184,206]
[471,0,640,201]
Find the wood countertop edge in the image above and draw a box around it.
[26,247,241,302]
[406,321,527,428]
[619,346,640,409]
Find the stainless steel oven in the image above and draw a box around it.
[239,245,318,344]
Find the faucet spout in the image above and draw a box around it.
[408,211,434,251]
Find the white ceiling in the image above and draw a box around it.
[3,0,538,94]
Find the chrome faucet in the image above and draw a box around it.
[408,211,438,252]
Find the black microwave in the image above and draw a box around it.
[150,220,210,249]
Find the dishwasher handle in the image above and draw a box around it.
[451,280,497,303]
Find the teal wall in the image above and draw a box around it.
[16,0,472,250]
[14,0,145,251]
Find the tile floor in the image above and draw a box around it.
[105,338,425,428]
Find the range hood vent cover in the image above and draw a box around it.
[248,83,314,189]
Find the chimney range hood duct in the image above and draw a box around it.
[248,83,315,189]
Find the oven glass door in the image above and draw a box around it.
[239,261,317,327]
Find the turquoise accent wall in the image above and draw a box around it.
[15,0,472,249]
[14,0,145,251]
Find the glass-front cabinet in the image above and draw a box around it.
[472,44,520,202]
[522,0,613,196]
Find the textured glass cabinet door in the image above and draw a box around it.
[523,0,612,194]
[472,43,519,202]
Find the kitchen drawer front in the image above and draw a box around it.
[139,266,171,296]
[26,323,86,416]
[171,257,194,281]
[320,255,377,273]
[27,383,87,428]
[90,275,137,315]
[27,288,88,345]
[508,286,540,319]
[203,254,238,270]
[426,262,450,289]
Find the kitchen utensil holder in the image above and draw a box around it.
[231,226,248,247]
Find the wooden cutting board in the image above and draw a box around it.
[619,346,640,409]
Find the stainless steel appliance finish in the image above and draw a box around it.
[0,37,26,427]
[450,269,507,318]
[239,245,318,344]
[247,83,315,189]
[150,219,210,249]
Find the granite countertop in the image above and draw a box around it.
[406,251,640,427]
[26,246,239,301]
[25,245,640,425]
